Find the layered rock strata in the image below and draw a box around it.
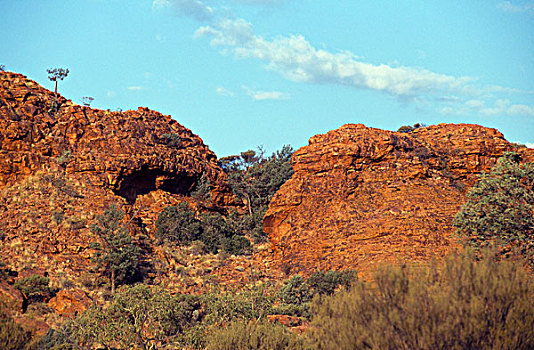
[264,123,534,273]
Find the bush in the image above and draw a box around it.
[0,309,31,350]
[71,284,200,349]
[454,152,534,264]
[221,235,252,255]
[156,204,252,255]
[199,212,236,253]
[307,251,534,350]
[155,202,202,245]
[397,123,426,133]
[160,133,182,148]
[14,274,51,304]
[220,145,294,242]
[205,319,303,350]
[275,270,356,317]
[202,285,275,326]
[27,328,74,350]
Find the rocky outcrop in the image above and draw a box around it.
[0,71,235,316]
[264,123,534,273]
[0,71,231,205]
[48,289,92,318]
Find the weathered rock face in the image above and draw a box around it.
[0,71,231,205]
[0,71,235,316]
[264,123,534,273]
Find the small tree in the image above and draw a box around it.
[81,96,94,107]
[47,68,69,95]
[453,152,534,263]
[0,65,5,72]
[14,274,52,313]
[90,205,140,293]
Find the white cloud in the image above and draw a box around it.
[216,86,235,97]
[497,1,534,14]
[106,90,116,98]
[465,99,484,108]
[197,20,471,98]
[243,86,290,100]
[157,2,534,118]
[127,86,144,91]
[525,142,534,148]
[479,99,534,116]
[153,0,214,22]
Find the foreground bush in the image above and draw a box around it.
[307,251,534,350]
[275,270,356,317]
[71,284,200,349]
[205,319,303,350]
[0,309,31,350]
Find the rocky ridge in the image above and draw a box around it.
[264,123,534,273]
[0,71,241,329]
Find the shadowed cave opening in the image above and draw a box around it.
[114,168,198,203]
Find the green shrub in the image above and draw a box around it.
[90,205,140,293]
[307,251,534,350]
[156,204,252,255]
[220,145,294,243]
[27,327,74,350]
[221,235,252,255]
[161,133,182,148]
[71,284,200,350]
[205,319,303,350]
[199,212,236,253]
[454,152,534,264]
[275,270,356,318]
[397,123,426,133]
[14,274,51,304]
[155,202,202,245]
[191,173,212,201]
[306,270,355,296]
[202,285,275,326]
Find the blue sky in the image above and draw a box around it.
[2,0,534,156]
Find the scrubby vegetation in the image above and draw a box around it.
[454,152,534,265]
[397,122,426,133]
[14,275,52,312]
[0,308,31,350]
[155,145,294,255]
[205,319,303,350]
[90,204,140,293]
[219,145,294,242]
[155,202,251,255]
[306,250,534,350]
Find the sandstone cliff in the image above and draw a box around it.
[0,71,231,205]
[0,71,235,321]
[264,123,534,273]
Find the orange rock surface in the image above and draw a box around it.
[0,71,231,205]
[264,123,534,274]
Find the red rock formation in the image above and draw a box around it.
[0,71,231,205]
[264,123,534,274]
[48,289,92,318]
[0,71,234,316]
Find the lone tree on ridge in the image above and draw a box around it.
[47,67,69,95]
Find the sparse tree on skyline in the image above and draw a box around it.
[47,67,69,95]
